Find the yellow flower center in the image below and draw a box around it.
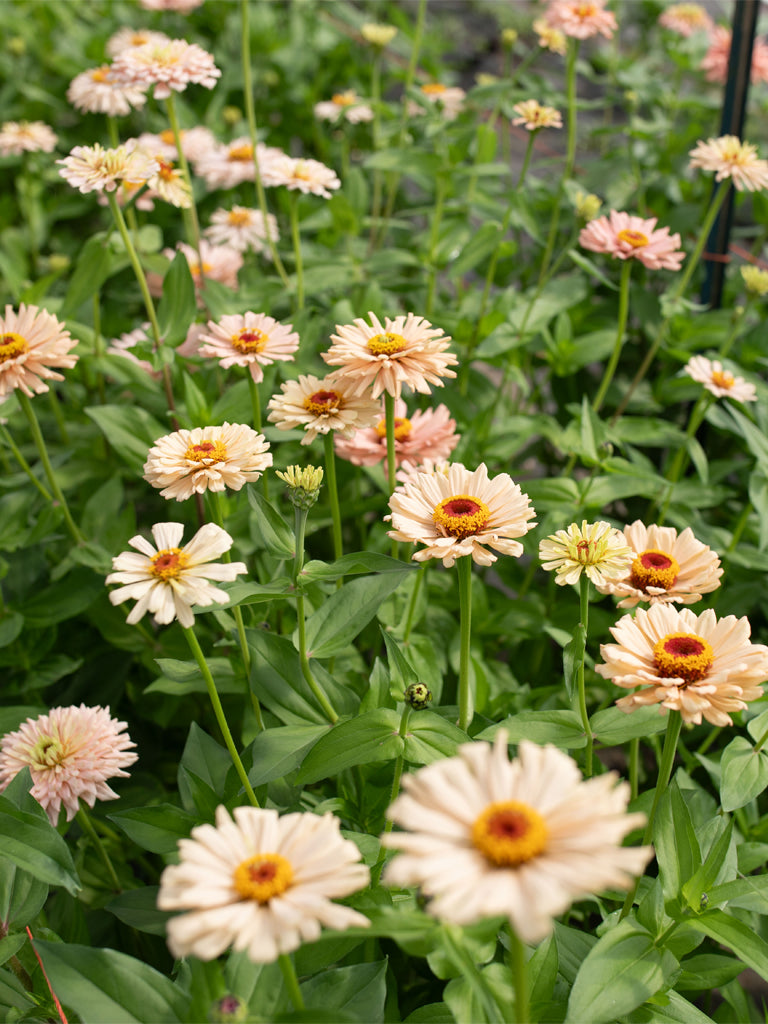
[189,262,213,277]
[432,494,490,539]
[149,547,189,581]
[228,209,252,226]
[303,389,341,415]
[233,853,294,903]
[575,2,598,18]
[293,161,313,181]
[367,332,407,356]
[653,631,713,684]
[91,66,110,83]
[29,734,66,771]
[185,440,227,463]
[630,549,680,592]
[332,91,356,106]
[228,144,254,162]
[617,228,649,248]
[157,159,176,181]
[231,328,267,354]
[160,129,179,145]
[376,416,412,440]
[421,83,447,96]
[0,332,28,363]
[472,800,548,867]
[711,369,734,389]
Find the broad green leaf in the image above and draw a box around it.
[381,629,419,693]
[747,707,768,743]
[624,989,715,1023]
[300,551,411,584]
[156,250,197,346]
[654,779,700,903]
[60,234,130,318]
[404,712,468,765]
[449,223,502,277]
[247,488,296,557]
[35,941,188,1023]
[0,611,23,647]
[299,960,387,1023]
[86,404,169,473]
[0,966,35,1011]
[591,705,669,745]
[303,572,410,659]
[681,818,733,911]
[177,723,232,816]
[18,569,104,626]
[246,724,329,785]
[567,248,619,290]
[477,711,586,749]
[687,909,768,980]
[719,735,768,811]
[675,953,743,992]
[566,919,678,1024]
[214,580,294,608]
[707,874,768,912]
[295,710,402,783]
[108,804,199,854]
[106,887,170,937]
[528,933,559,1024]
[0,862,47,931]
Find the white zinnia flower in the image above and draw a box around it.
[539,521,634,586]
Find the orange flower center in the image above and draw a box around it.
[630,549,680,592]
[472,800,548,867]
[160,129,178,145]
[0,332,28,362]
[185,440,227,463]
[157,159,176,181]
[189,262,213,277]
[228,144,254,162]
[711,370,734,389]
[332,91,356,106]
[91,66,110,83]
[376,416,412,440]
[367,332,407,356]
[575,2,597,18]
[149,547,189,581]
[231,328,267,354]
[421,83,447,95]
[617,228,649,248]
[653,631,713,684]
[233,853,293,903]
[432,494,490,539]
[228,209,252,226]
[303,389,341,415]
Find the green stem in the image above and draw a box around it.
[383,392,398,495]
[371,703,412,885]
[620,711,682,919]
[457,555,473,731]
[656,393,713,524]
[16,392,84,544]
[47,388,69,445]
[507,924,529,1024]
[727,501,751,552]
[403,562,426,641]
[183,626,260,807]
[753,724,768,754]
[247,372,262,432]
[441,926,506,1024]
[77,806,121,892]
[592,259,632,412]
[165,92,203,260]
[0,423,52,500]
[106,115,119,148]
[289,192,304,312]
[629,736,639,801]
[718,302,749,360]
[323,433,343,561]
[576,574,592,777]
[425,173,447,317]
[278,953,305,1011]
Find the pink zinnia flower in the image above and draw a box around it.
[264,155,341,198]
[408,83,466,120]
[204,206,279,254]
[58,141,159,194]
[0,705,137,825]
[112,39,220,100]
[701,27,768,86]
[139,0,204,9]
[105,28,170,59]
[545,0,617,40]
[689,135,768,192]
[658,3,713,37]
[106,323,161,378]
[335,398,460,474]
[0,303,79,398]
[67,65,148,116]
[314,91,374,124]
[579,211,685,270]
[195,138,285,191]
[198,312,299,383]
[0,121,57,157]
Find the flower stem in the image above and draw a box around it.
[246,372,262,432]
[16,392,84,544]
[620,710,682,919]
[629,736,639,801]
[0,422,52,500]
[278,953,305,1011]
[165,92,203,263]
[76,805,121,892]
[289,192,304,313]
[383,392,398,495]
[457,555,474,732]
[441,925,506,1024]
[183,625,259,807]
[425,173,447,317]
[323,433,343,561]
[592,259,632,413]
[507,924,529,1024]
[371,703,412,885]
[403,562,426,641]
[576,574,592,777]
[656,393,713,525]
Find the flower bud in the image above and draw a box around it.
[222,106,242,126]
[276,465,324,509]
[502,28,518,47]
[361,23,397,47]
[405,682,432,710]
[741,265,768,297]
[209,995,248,1024]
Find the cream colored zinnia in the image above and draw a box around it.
[267,373,380,445]
[57,142,159,193]
[198,312,299,383]
[158,805,370,963]
[381,733,652,944]
[0,303,79,398]
[539,521,633,586]
[387,462,535,567]
[595,521,723,608]
[0,120,57,156]
[596,603,768,725]
[684,355,757,403]
[512,99,562,131]
[689,136,768,192]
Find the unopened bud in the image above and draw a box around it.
[209,994,247,1024]
[405,682,432,710]
[501,28,518,47]
[222,106,241,126]
[574,190,601,222]
[361,23,397,47]
[741,265,768,297]
[276,465,324,509]
[7,37,26,56]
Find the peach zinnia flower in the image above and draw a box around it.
[198,312,299,383]
[267,373,380,445]
[700,27,768,86]
[265,155,341,198]
[158,806,369,963]
[315,91,374,124]
[579,211,685,270]
[539,520,633,587]
[112,39,220,100]
[512,99,562,130]
[67,66,148,116]
[409,83,466,120]
[0,120,57,156]
[689,136,768,192]
[545,0,617,40]
[58,142,159,194]
[0,705,137,826]
[381,733,651,944]
[204,207,279,254]
[595,521,723,609]
[105,27,170,59]
[596,604,768,726]
[195,139,285,191]
[335,398,460,473]
[532,17,568,54]
[684,355,757,403]
[658,3,713,36]
[387,462,535,567]
[144,423,272,501]
[323,312,457,400]
[139,0,204,10]
[106,522,247,628]
[0,303,79,398]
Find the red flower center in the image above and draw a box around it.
[304,389,341,415]
[472,800,548,867]
[653,631,713,684]
[231,328,267,354]
[149,547,189,581]
[432,494,490,539]
[630,548,680,592]
[0,332,28,362]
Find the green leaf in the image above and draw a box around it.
[477,711,586,749]
[0,611,23,648]
[86,404,169,473]
[303,572,410,659]
[567,248,620,290]
[707,874,768,913]
[381,629,419,693]
[35,941,188,1023]
[108,804,199,854]
[300,551,411,584]
[18,569,104,627]
[591,705,669,746]
[681,818,733,911]
[675,953,743,992]
[299,961,387,1023]
[654,779,700,903]
[0,862,48,930]
[60,234,130,318]
[295,709,402,783]
[719,735,768,811]
[449,223,502,277]
[247,488,296,558]
[246,724,329,785]
[177,723,232,816]
[566,919,678,1024]
[404,712,468,765]
[106,887,171,937]
[687,909,768,980]
[156,250,197,346]
[528,933,559,1024]
[0,965,35,1011]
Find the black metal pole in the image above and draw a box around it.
[700,0,759,308]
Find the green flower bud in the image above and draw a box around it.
[405,682,432,710]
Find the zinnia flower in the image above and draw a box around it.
[144,158,192,208]
[595,521,723,608]
[204,206,279,254]
[322,312,457,400]
[0,303,79,398]
[334,397,460,473]
[57,142,159,193]
[0,120,57,157]
[579,211,685,270]
[314,91,374,124]
[700,27,768,86]
[361,23,397,47]
[596,604,768,726]
[684,355,757,402]
[532,17,568,54]
[139,0,204,9]
[409,83,466,120]
[157,805,370,962]
[545,0,617,40]
[387,462,535,567]
[689,135,768,192]
[67,66,148,116]
[106,522,247,628]
[267,373,380,445]
[0,705,137,826]
[381,732,651,944]
[195,139,285,191]
[741,265,768,297]
[539,520,633,587]
[512,100,562,130]
[105,27,170,59]
[264,155,341,198]
[144,424,272,501]
[137,127,217,164]
[658,3,713,36]
[198,312,299,383]
[112,39,220,100]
